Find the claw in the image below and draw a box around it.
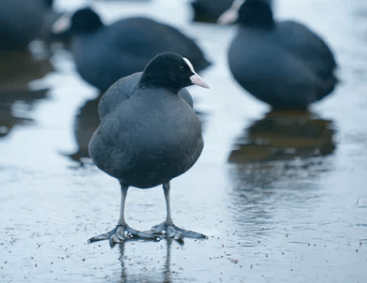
[89,225,160,247]
[151,222,207,242]
[88,227,118,243]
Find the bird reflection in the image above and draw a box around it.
[0,50,53,91]
[0,89,48,138]
[226,110,335,244]
[0,50,52,138]
[67,94,102,164]
[228,110,336,163]
[118,239,173,283]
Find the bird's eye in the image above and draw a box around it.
[180,66,185,72]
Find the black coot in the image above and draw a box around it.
[224,0,338,110]
[53,8,211,92]
[88,52,209,245]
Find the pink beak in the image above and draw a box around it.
[217,0,244,25]
[52,13,72,34]
[190,74,210,89]
[218,10,238,25]
[183,57,209,89]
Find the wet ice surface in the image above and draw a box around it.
[1,0,367,282]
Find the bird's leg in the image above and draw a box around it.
[151,182,207,242]
[89,182,158,246]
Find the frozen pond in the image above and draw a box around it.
[1,0,366,282]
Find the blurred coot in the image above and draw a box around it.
[0,0,63,50]
[225,0,338,110]
[53,7,211,92]
[0,0,44,50]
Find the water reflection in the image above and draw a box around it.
[118,239,173,283]
[0,50,52,137]
[0,89,48,138]
[229,110,336,163]
[227,154,333,244]
[0,50,53,91]
[68,94,102,164]
[227,158,329,247]
[226,110,336,244]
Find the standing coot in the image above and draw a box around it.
[223,0,338,110]
[88,52,209,245]
[53,8,211,92]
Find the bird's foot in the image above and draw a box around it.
[151,222,207,243]
[88,225,160,247]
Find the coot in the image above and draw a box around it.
[223,0,338,110]
[53,8,211,92]
[0,0,70,51]
[88,52,209,245]
[67,72,193,164]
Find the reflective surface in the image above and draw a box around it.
[228,110,336,162]
[0,50,52,137]
[66,93,102,164]
[1,0,366,282]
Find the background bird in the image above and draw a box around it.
[222,0,338,110]
[53,7,211,92]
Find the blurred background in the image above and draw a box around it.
[0,0,366,282]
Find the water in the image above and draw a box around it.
[0,0,366,282]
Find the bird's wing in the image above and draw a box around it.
[98,72,142,119]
